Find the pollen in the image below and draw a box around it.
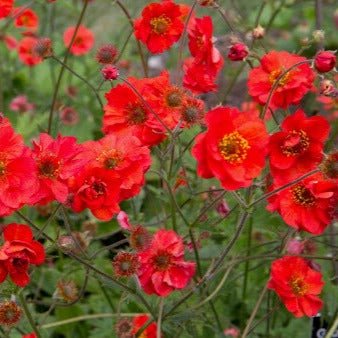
[289,276,308,296]
[0,161,6,177]
[38,156,61,179]
[165,88,183,108]
[269,69,292,87]
[98,150,123,169]
[218,131,251,164]
[127,103,147,125]
[292,184,316,206]
[150,15,171,35]
[154,251,172,271]
[281,130,310,157]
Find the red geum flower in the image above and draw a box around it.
[101,65,119,81]
[17,37,43,66]
[268,256,324,317]
[13,7,39,31]
[69,167,121,221]
[0,223,45,287]
[248,50,315,109]
[2,34,17,50]
[0,118,39,216]
[9,95,35,113]
[63,25,94,56]
[314,51,336,73]
[22,333,37,338]
[0,0,13,19]
[131,314,158,338]
[227,42,249,61]
[32,133,88,205]
[83,133,151,200]
[269,109,330,184]
[267,173,337,235]
[103,77,166,147]
[137,229,196,297]
[192,106,269,190]
[134,1,184,54]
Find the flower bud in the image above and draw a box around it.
[314,51,336,73]
[252,25,265,39]
[227,43,249,61]
[312,29,325,43]
[101,65,119,80]
[95,44,118,65]
[319,79,335,96]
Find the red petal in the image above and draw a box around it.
[3,223,33,242]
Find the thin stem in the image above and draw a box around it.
[157,299,164,338]
[325,314,338,338]
[315,0,323,50]
[19,293,42,338]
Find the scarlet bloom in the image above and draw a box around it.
[228,42,249,61]
[0,117,39,216]
[134,1,184,54]
[17,37,43,66]
[267,173,337,235]
[192,106,269,190]
[137,229,196,297]
[32,133,88,205]
[314,51,336,73]
[63,25,94,56]
[13,7,39,31]
[248,51,315,109]
[268,256,324,317]
[22,334,37,338]
[269,109,330,183]
[132,314,158,338]
[83,134,151,200]
[0,0,13,19]
[103,78,166,147]
[70,167,121,221]
[0,223,45,287]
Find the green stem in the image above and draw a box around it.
[19,293,42,338]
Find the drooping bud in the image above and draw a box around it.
[252,25,265,39]
[227,42,249,61]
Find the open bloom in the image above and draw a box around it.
[268,256,324,317]
[248,51,315,109]
[0,0,13,19]
[137,229,196,296]
[17,37,43,66]
[132,314,158,338]
[134,1,184,54]
[269,109,330,183]
[63,25,94,56]
[0,223,45,287]
[32,133,88,205]
[13,7,39,31]
[267,173,337,235]
[192,106,269,190]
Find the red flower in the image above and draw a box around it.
[70,167,121,221]
[32,133,88,205]
[0,118,39,216]
[103,77,166,147]
[267,173,337,235]
[227,43,249,61]
[137,229,196,297]
[192,106,269,190]
[268,256,324,317]
[134,1,184,54]
[314,51,336,73]
[0,0,13,19]
[269,109,330,184]
[248,51,315,109]
[0,223,45,287]
[2,34,17,50]
[13,7,39,31]
[83,134,151,200]
[22,333,37,338]
[63,25,94,56]
[101,65,119,81]
[132,314,158,338]
[17,37,43,66]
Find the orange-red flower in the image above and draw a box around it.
[63,25,94,56]
[269,109,330,184]
[103,77,166,147]
[248,51,315,109]
[0,223,45,287]
[13,7,39,31]
[0,0,13,19]
[267,173,337,234]
[32,133,88,205]
[137,229,195,297]
[83,134,151,200]
[17,37,43,66]
[192,106,269,190]
[131,314,158,338]
[268,256,324,317]
[134,1,184,54]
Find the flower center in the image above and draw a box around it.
[150,15,171,34]
[292,184,316,206]
[165,89,183,107]
[11,255,29,271]
[281,130,310,156]
[269,69,292,87]
[0,161,6,177]
[218,131,250,164]
[91,180,107,196]
[127,103,147,125]
[289,276,308,296]
[101,150,123,169]
[38,156,60,179]
[154,252,171,271]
